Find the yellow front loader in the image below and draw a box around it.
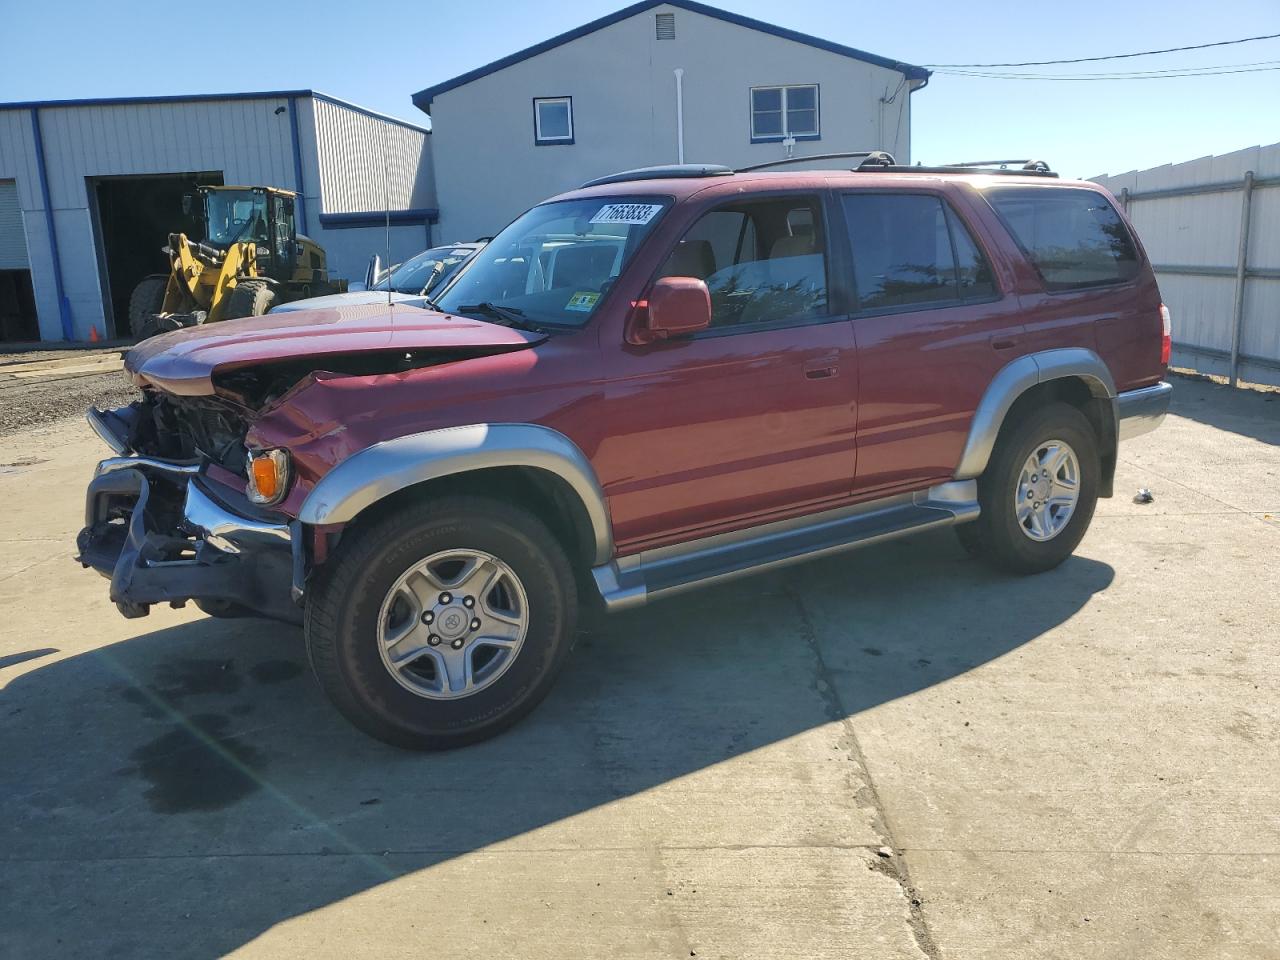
[128,185,345,339]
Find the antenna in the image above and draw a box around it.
[381,123,393,309]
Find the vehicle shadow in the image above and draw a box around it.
[0,530,1114,957]
[1167,372,1280,445]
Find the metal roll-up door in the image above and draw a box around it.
[0,181,29,269]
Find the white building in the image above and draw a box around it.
[0,91,435,342]
[415,0,930,242]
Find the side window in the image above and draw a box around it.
[658,196,828,329]
[986,187,1138,291]
[946,207,996,298]
[533,97,574,145]
[842,194,997,312]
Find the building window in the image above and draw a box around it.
[655,12,675,39]
[534,97,574,145]
[750,85,819,142]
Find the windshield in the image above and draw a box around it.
[375,245,477,294]
[204,190,268,247]
[434,196,670,328]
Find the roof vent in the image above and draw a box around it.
[655,12,675,40]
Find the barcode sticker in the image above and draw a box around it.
[589,203,664,225]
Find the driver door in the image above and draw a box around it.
[596,193,860,551]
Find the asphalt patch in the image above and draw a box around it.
[250,659,304,684]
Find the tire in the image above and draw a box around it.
[955,402,1100,574]
[221,280,276,320]
[304,495,578,750]
[128,275,168,339]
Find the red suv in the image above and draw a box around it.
[78,157,1173,749]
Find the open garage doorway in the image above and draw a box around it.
[90,171,223,337]
[0,179,37,343]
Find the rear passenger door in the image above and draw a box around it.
[839,191,1026,496]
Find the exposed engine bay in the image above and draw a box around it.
[124,348,490,472]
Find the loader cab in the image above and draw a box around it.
[193,186,299,283]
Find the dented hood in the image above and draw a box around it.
[125,303,543,396]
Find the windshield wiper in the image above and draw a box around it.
[456,302,546,333]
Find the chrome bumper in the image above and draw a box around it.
[76,456,301,623]
[1117,381,1173,441]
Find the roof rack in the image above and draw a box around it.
[736,151,897,173]
[580,164,734,188]
[870,158,1059,177]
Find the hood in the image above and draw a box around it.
[126,303,543,397]
[269,290,425,312]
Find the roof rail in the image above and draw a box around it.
[580,164,734,188]
[855,158,1058,178]
[736,151,896,173]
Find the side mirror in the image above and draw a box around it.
[629,276,711,345]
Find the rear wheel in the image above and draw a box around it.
[304,496,578,750]
[955,402,1099,574]
[127,275,168,339]
[221,280,276,320]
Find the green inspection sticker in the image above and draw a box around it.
[565,291,600,312]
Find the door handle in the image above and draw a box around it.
[803,355,839,379]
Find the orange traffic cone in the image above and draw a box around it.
[89,326,100,343]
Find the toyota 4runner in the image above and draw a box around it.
[77,157,1173,749]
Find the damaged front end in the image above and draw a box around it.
[76,401,302,624]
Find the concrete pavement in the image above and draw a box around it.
[0,377,1277,959]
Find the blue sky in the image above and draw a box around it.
[2,0,1276,179]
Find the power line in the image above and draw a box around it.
[924,32,1280,68]
[936,64,1280,81]
[935,58,1280,80]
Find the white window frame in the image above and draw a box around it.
[750,84,820,142]
[533,96,574,146]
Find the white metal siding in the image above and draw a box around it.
[428,2,911,241]
[1094,143,1280,387]
[312,98,434,214]
[0,182,29,269]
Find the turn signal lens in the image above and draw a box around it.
[1159,303,1172,366]
[247,449,290,505]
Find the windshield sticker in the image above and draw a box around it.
[589,203,664,226]
[565,291,600,312]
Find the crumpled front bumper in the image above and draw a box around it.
[75,456,303,624]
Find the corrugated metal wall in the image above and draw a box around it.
[0,182,29,268]
[312,98,435,214]
[1094,143,1280,388]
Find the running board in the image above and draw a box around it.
[592,481,979,612]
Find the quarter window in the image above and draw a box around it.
[751,85,819,141]
[533,97,573,145]
[987,187,1139,291]
[842,194,996,312]
[658,196,828,329]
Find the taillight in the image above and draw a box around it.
[1159,303,1172,366]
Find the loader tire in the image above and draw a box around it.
[128,276,169,340]
[222,280,276,320]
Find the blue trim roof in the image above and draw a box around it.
[411,0,930,113]
[0,89,431,135]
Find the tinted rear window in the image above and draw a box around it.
[987,187,1139,291]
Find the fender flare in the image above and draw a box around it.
[299,423,614,565]
[954,348,1117,480]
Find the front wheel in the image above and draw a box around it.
[304,496,578,750]
[955,402,1100,574]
